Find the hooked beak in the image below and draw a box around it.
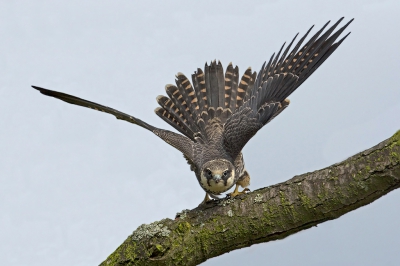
[213,174,222,184]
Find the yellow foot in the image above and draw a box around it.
[227,184,250,198]
[198,193,212,206]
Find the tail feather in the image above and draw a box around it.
[192,68,208,112]
[204,62,212,109]
[156,96,194,134]
[175,72,202,131]
[206,60,225,111]
[216,61,225,108]
[224,62,234,108]
[228,65,240,112]
[236,67,252,108]
[165,84,199,133]
[208,61,218,109]
[154,107,193,139]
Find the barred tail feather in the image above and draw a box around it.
[165,84,199,133]
[156,96,195,137]
[193,68,208,112]
[236,67,252,108]
[216,61,225,108]
[175,72,203,132]
[154,107,194,139]
[229,65,239,112]
[224,62,234,108]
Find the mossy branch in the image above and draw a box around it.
[100,130,400,266]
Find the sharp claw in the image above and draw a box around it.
[199,193,212,206]
[227,186,250,198]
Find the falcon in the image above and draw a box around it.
[33,18,353,204]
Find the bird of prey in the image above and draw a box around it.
[33,18,353,204]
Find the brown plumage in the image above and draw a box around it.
[32,18,353,203]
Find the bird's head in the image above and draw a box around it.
[200,159,235,193]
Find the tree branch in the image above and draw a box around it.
[100,130,400,266]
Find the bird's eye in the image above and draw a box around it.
[223,170,228,177]
[205,169,212,176]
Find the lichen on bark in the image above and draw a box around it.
[100,130,400,266]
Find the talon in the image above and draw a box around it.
[198,193,212,206]
[227,184,250,198]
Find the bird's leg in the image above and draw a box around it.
[199,193,212,206]
[227,184,250,198]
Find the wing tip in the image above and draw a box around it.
[32,85,45,92]
[337,31,352,44]
[32,85,53,96]
[343,17,355,27]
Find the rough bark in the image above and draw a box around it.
[100,130,400,266]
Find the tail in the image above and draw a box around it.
[155,61,256,141]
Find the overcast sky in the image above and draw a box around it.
[1,1,399,265]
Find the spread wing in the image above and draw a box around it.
[32,86,194,159]
[223,18,353,158]
[33,86,156,131]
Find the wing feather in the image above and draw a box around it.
[32,86,195,159]
[223,18,353,158]
[32,86,156,131]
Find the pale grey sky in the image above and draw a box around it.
[1,1,399,265]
